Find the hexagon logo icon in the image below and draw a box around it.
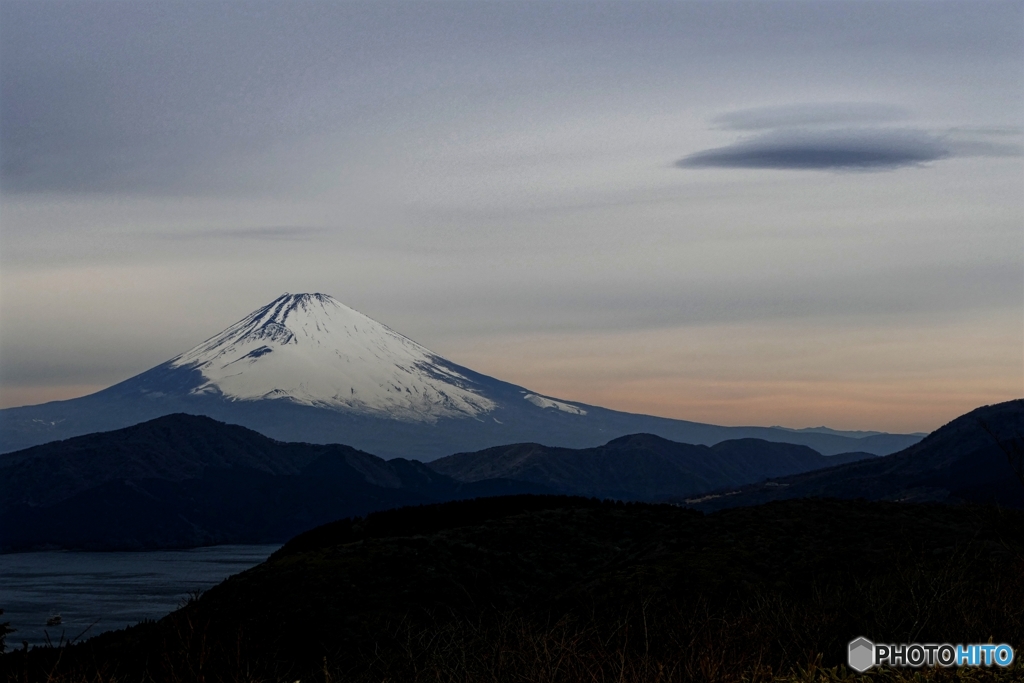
[848,637,875,672]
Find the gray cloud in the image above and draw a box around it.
[713,103,909,130]
[678,128,951,171]
[947,126,1024,137]
[383,257,1023,339]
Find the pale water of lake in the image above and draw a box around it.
[0,545,279,649]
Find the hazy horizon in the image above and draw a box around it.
[2,0,1022,434]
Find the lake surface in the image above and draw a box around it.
[0,544,279,649]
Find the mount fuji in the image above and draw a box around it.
[0,293,922,459]
[167,293,497,422]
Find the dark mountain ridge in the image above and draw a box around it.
[2,412,879,552]
[428,433,874,500]
[6,400,1016,552]
[688,398,1024,511]
[0,414,548,552]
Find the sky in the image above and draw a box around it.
[1,0,1021,433]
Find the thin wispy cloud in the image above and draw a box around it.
[943,126,1024,159]
[158,227,328,242]
[713,103,909,131]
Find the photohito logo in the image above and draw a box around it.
[848,637,1015,672]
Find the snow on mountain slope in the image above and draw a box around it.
[523,393,587,415]
[169,293,496,421]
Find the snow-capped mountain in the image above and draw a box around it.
[0,293,923,459]
[169,293,495,421]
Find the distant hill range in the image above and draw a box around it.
[428,436,873,500]
[0,293,922,459]
[2,414,871,551]
[687,399,1024,511]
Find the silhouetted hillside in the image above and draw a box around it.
[689,399,1024,511]
[0,414,547,551]
[5,495,1022,682]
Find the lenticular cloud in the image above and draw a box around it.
[678,128,950,171]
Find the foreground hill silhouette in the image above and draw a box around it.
[688,399,1024,512]
[5,496,1023,682]
[0,414,869,551]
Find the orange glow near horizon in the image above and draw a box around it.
[441,315,1023,435]
[3,312,1019,435]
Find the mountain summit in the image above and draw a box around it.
[0,293,923,459]
[169,293,494,421]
